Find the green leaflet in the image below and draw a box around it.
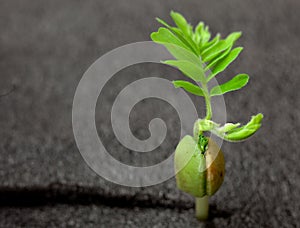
[208,47,243,80]
[195,22,211,46]
[202,40,231,62]
[223,114,264,141]
[201,34,220,53]
[227,113,263,133]
[156,17,199,55]
[151,29,202,65]
[163,43,202,66]
[205,45,232,71]
[202,32,241,63]
[225,127,260,141]
[163,60,206,82]
[151,27,189,50]
[226,32,242,44]
[173,80,204,96]
[193,22,204,45]
[170,11,192,36]
[210,74,249,96]
[155,18,192,48]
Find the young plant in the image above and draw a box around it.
[151,11,263,221]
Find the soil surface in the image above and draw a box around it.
[0,0,299,227]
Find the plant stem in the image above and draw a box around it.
[204,95,212,120]
[195,196,209,220]
[202,83,212,120]
[196,83,210,221]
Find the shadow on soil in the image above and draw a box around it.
[0,183,235,220]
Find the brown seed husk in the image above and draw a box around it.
[205,138,225,196]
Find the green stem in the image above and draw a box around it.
[202,83,212,120]
[195,82,211,221]
[195,196,209,220]
[204,94,212,120]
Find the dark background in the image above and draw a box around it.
[0,0,299,227]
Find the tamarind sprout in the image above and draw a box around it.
[174,135,225,197]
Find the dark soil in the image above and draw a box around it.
[0,0,299,227]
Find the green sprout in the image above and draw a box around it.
[151,11,263,221]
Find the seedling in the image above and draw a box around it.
[151,11,263,220]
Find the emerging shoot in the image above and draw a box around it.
[151,11,263,221]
